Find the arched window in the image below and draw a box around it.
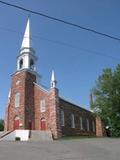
[19,59,23,69]
[60,110,65,126]
[71,114,75,128]
[86,118,90,131]
[80,116,83,130]
[30,59,34,70]
[40,99,46,112]
[15,93,20,107]
[92,120,95,132]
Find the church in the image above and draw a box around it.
[4,18,104,140]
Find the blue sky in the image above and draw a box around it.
[0,0,120,118]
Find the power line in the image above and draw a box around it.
[0,25,119,61]
[33,34,120,61]
[0,0,120,42]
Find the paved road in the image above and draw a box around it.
[0,138,120,160]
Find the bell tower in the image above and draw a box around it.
[17,18,37,72]
[5,18,38,131]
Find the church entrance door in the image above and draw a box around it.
[40,118,46,130]
[14,116,20,130]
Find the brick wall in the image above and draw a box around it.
[34,84,49,130]
[49,88,62,139]
[24,71,36,129]
[59,98,96,136]
[96,116,106,137]
[34,85,62,139]
[5,70,36,130]
[5,70,105,138]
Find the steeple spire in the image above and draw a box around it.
[51,70,57,88]
[21,18,31,49]
[19,17,35,55]
[17,18,37,71]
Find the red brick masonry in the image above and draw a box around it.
[5,70,105,139]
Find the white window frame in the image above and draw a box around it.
[80,116,83,130]
[71,114,75,128]
[15,93,20,108]
[86,118,90,131]
[16,80,20,85]
[40,99,46,112]
[60,110,65,126]
[92,120,95,132]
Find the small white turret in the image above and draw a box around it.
[51,70,57,89]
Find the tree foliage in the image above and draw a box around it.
[91,64,120,136]
[0,119,4,131]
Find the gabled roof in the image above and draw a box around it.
[34,82,49,94]
[59,95,91,113]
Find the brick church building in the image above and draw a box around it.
[4,19,104,139]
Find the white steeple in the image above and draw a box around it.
[21,18,31,49]
[17,18,37,71]
[51,70,57,88]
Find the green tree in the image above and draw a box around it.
[91,64,120,136]
[0,119,4,131]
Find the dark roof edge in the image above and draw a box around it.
[59,96,91,113]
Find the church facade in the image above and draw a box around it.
[4,19,104,139]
